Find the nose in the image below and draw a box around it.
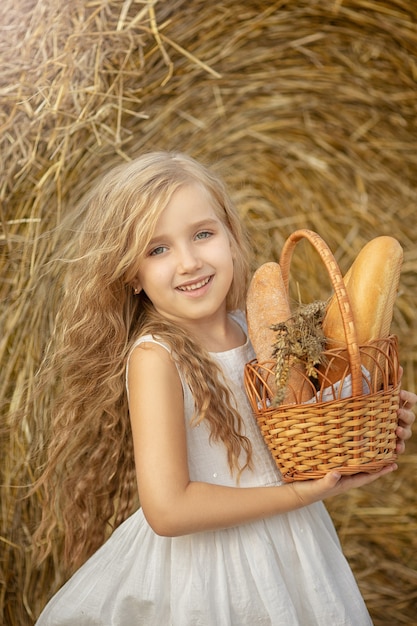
[177,243,202,273]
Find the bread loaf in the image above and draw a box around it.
[246,262,313,404]
[246,262,291,365]
[322,236,403,385]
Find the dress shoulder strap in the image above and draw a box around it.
[125,335,172,398]
[129,334,171,355]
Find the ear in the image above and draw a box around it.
[131,280,142,295]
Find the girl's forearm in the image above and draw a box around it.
[143,480,312,537]
[142,463,397,537]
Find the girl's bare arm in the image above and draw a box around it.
[128,343,399,537]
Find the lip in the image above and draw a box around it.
[176,275,213,293]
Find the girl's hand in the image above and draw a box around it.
[292,463,398,506]
[396,367,416,455]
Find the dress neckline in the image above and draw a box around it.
[208,311,251,356]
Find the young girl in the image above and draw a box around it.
[34,151,415,625]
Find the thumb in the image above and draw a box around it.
[319,471,342,489]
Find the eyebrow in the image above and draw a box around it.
[147,218,220,247]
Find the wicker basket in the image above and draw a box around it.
[244,229,400,482]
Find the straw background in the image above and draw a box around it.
[1,0,416,624]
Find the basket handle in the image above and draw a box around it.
[279,229,363,397]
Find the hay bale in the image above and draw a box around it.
[1,0,416,623]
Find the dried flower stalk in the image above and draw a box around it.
[271,300,328,405]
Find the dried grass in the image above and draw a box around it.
[1,0,416,624]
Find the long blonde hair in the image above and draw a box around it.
[32,152,252,570]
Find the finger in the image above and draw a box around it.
[395,441,405,455]
[399,389,417,410]
[323,465,397,492]
[396,423,412,439]
[397,408,416,428]
[348,464,398,488]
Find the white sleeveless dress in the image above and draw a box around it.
[36,311,373,625]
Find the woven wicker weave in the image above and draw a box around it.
[244,229,400,482]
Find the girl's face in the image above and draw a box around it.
[133,183,235,332]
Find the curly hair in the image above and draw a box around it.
[32,152,253,570]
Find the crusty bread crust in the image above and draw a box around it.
[323,236,403,383]
[246,262,291,364]
[324,236,403,347]
[246,262,313,404]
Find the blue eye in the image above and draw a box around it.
[196,231,212,240]
[149,245,167,256]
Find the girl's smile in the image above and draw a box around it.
[176,275,213,294]
[133,183,235,338]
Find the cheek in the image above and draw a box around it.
[224,239,236,269]
[210,239,234,272]
[221,247,235,285]
[140,263,172,295]
[225,234,239,264]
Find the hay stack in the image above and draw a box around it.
[1,1,416,624]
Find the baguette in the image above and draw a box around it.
[322,236,403,385]
[246,262,313,404]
